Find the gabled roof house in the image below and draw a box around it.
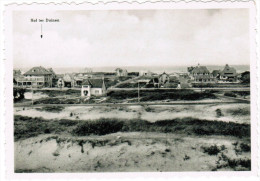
[81,78,106,97]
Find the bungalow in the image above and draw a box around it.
[81,78,106,97]
[115,68,128,77]
[63,74,75,87]
[158,72,170,85]
[16,66,55,87]
[139,70,152,76]
[219,64,237,82]
[188,64,215,83]
[148,72,170,88]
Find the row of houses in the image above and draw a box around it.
[13,64,241,97]
[188,64,238,83]
[14,66,55,87]
[13,66,107,97]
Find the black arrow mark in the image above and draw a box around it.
[40,24,43,38]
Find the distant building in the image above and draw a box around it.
[63,74,75,87]
[13,69,21,77]
[81,78,106,97]
[148,72,170,88]
[158,72,170,85]
[139,70,152,76]
[219,64,237,82]
[16,66,55,87]
[83,67,93,73]
[188,64,215,83]
[115,68,128,77]
[13,69,22,86]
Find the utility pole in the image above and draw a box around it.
[31,85,34,105]
[138,81,140,103]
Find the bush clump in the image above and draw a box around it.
[201,145,221,155]
[35,106,65,113]
[72,119,124,136]
[224,92,237,98]
[14,115,250,140]
[239,143,251,152]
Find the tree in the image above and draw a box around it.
[13,88,25,102]
[240,71,250,84]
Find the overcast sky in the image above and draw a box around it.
[13,9,249,68]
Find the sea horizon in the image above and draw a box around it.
[14,64,250,75]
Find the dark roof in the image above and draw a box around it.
[24,66,53,76]
[82,79,106,89]
[194,75,213,79]
[63,74,74,82]
[220,64,237,76]
[115,68,127,73]
[212,70,220,77]
[191,66,210,74]
[13,70,21,76]
[159,72,169,77]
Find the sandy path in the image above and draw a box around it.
[14,104,250,124]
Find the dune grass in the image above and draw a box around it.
[107,89,216,102]
[14,115,250,141]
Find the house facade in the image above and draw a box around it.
[16,66,55,87]
[115,68,128,77]
[188,64,215,83]
[219,64,237,82]
[139,70,152,76]
[81,78,106,97]
[158,72,170,85]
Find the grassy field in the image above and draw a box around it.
[107,89,216,103]
[14,108,251,172]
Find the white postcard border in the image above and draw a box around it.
[2,0,259,180]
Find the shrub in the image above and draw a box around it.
[145,107,154,112]
[239,143,250,152]
[14,115,251,140]
[13,88,26,102]
[201,145,221,155]
[226,158,251,170]
[72,119,124,136]
[224,92,237,98]
[216,109,223,117]
[35,106,65,113]
[227,108,250,116]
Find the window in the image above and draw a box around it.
[95,90,99,94]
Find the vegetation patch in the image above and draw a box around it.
[13,88,26,102]
[224,92,237,98]
[201,145,223,155]
[107,89,216,102]
[34,89,80,97]
[35,106,65,113]
[217,153,251,171]
[227,107,250,116]
[14,115,250,140]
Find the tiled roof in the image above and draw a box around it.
[220,64,237,76]
[191,66,210,74]
[63,74,74,82]
[24,66,53,76]
[82,79,106,89]
[194,75,213,79]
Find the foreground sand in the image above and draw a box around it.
[15,132,250,172]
